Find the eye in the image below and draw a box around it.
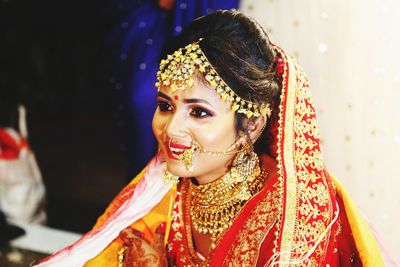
[157,101,173,112]
[189,107,212,118]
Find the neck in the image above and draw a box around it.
[193,168,228,185]
[189,158,266,243]
[191,154,235,185]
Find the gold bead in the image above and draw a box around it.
[155,40,272,119]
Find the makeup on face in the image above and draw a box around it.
[164,139,191,160]
[157,91,213,104]
[152,80,237,183]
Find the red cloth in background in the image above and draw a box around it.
[158,0,176,10]
[0,128,28,160]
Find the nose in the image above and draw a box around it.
[166,109,189,140]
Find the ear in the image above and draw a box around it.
[246,115,267,144]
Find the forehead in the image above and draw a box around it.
[160,78,231,109]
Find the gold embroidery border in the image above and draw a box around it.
[222,181,280,266]
[276,47,298,264]
[274,46,335,265]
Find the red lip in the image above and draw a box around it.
[166,148,178,159]
[169,142,191,149]
[164,141,190,160]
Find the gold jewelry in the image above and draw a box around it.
[155,40,272,118]
[191,133,251,158]
[118,246,127,267]
[168,137,197,172]
[173,121,267,173]
[190,149,266,243]
[172,136,245,172]
[163,170,179,185]
[178,145,196,172]
[175,135,248,174]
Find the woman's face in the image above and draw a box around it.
[152,79,238,184]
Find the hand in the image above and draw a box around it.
[119,222,167,267]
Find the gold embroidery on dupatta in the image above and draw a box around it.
[291,61,333,262]
[222,181,281,267]
[277,49,299,265]
[276,47,334,265]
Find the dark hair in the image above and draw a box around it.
[162,10,281,155]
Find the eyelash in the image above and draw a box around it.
[156,101,213,118]
[189,107,212,118]
[157,101,173,112]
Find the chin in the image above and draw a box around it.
[165,160,191,177]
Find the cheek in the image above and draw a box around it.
[152,112,165,142]
[193,116,237,150]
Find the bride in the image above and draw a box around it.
[36,10,384,266]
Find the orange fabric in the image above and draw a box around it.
[331,174,385,267]
[84,168,176,266]
[91,168,146,230]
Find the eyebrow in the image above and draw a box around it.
[157,92,172,101]
[157,92,213,106]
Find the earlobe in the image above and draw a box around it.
[248,115,267,143]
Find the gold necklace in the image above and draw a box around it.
[190,151,266,243]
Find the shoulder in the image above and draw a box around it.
[92,168,148,229]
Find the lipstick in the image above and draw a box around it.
[164,141,191,159]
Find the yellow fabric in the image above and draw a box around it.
[91,168,147,230]
[331,174,385,267]
[84,240,123,267]
[84,169,176,267]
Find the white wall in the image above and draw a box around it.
[241,0,400,259]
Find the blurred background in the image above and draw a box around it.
[0,0,127,234]
[0,0,399,265]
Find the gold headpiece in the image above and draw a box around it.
[155,40,272,118]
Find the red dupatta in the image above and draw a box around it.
[168,45,342,266]
[208,45,340,266]
[272,45,338,265]
[207,44,385,266]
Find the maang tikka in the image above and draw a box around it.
[155,39,272,119]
